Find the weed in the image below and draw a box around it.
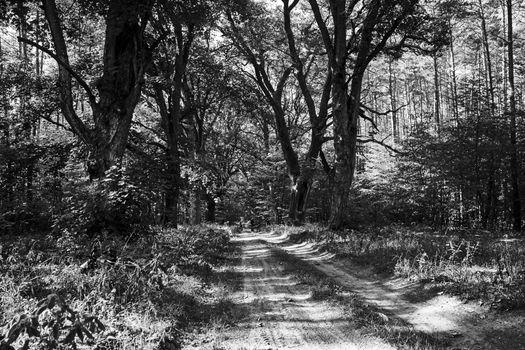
[0,225,235,349]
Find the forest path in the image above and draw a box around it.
[186,229,525,350]
[188,230,394,350]
[276,230,525,350]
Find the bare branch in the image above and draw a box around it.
[358,113,378,131]
[357,137,406,155]
[361,102,408,117]
[40,114,73,132]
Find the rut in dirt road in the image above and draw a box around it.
[195,231,394,350]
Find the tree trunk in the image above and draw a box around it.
[388,59,399,142]
[327,0,381,229]
[449,25,459,124]
[507,0,521,231]
[479,0,496,113]
[433,53,441,136]
[283,0,332,225]
[289,158,316,225]
[327,0,353,229]
[205,193,216,222]
[42,0,155,179]
[190,185,202,225]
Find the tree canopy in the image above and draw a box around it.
[0,0,524,233]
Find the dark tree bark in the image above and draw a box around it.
[150,18,194,227]
[283,0,332,225]
[225,11,304,223]
[36,0,157,179]
[308,0,415,229]
[433,53,441,136]
[205,193,216,222]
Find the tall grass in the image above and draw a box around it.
[322,226,525,310]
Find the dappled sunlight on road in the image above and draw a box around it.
[192,230,396,350]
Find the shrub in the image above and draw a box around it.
[0,294,105,350]
[53,166,155,237]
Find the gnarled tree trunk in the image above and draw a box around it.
[40,0,155,179]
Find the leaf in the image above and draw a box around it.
[62,329,76,344]
[25,325,40,337]
[94,318,105,331]
[6,324,21,344]
[80,326,94,340]
[77,327,84,342]
[19,339,29,350]
[52,323,60,340]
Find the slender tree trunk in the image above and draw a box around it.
[501,1,508,114]
[507,0,521,231]
[433,53,441,136]
[479,0,496,113]
[388,59,399,142]
[449,23,459,125]
[205,193,216,222]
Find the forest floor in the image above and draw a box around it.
[187,229,525,350]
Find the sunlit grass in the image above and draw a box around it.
[309,226,525,310]
[0,225,239,349]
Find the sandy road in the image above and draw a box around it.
[199,231,394,350]
[188,230,525,350]
[278,232,525,350]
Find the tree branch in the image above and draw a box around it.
[40,114,74,132]
[17,37,98,107]
[357,137,406,155]
[361,102,408,117]
[319,148,332,174]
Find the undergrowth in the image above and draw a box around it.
[320,226,525,310]
[0,225,237,349]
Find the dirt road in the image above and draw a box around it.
[186,230,525,350]
[190,231,394,350]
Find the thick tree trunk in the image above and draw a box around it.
[327,0,352,229]
[42,0,154,179]
[289,158,316,225]
[327,0,380,229]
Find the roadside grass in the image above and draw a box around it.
[0,225,243,350]
[328,226,525,310]
[281,224,525,311]
[274,248,448,350]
